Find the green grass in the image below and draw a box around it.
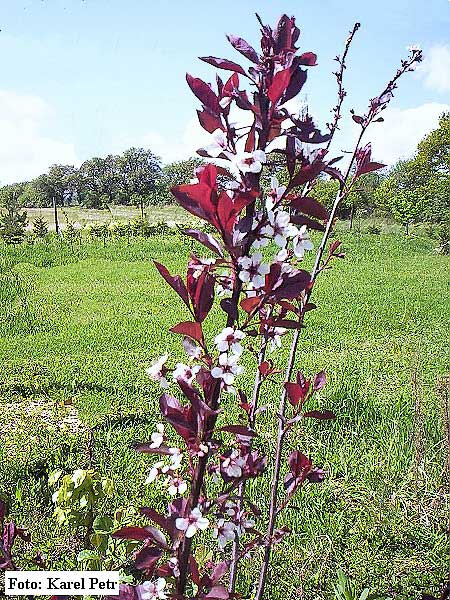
[1,230,449,600]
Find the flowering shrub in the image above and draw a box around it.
[106,13,420,600]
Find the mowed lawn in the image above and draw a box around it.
[1,231,449,599]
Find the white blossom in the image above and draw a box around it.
[293,225,314,258]
[266,327,287,352]
[222,450,246,478]
[233,150,267,174]
[146,354,169,388]
[172,363,201,384]
[269,176,287,202]
[214,327,245,356]
[261,209,298,248]
[213,519,236,549]
[175,507,209,538]
[182,337,202,360]
[140,578,167,600]
[149,423,165,449]
[211,353,244,386]
[166,475,188,496]
[201,128,229,158]
[238,252,270,289]
[145,461,164,484]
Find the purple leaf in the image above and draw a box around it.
[200,56,247,76]
[303,410,335,420]
[186,74,220,114]
[154,262,190,309]
[313,370,327,390]
[133,545,162,574]
[183,228,224,257]
[170,321,203,344]
[290,196,329,221]
[226,34,259,64]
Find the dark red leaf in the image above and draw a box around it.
[285,382,305,407]
[170,321,203,344]
[313,370,326,390]
[134,545,162,574]
[226,35,259,64]
[218,425,257,437]
[140,507,174,538]
[183,228,224,257]
[290,196,329,221]
[298,52,317,66]
[268,69,291,104]
[200,56,247,76]
[112,526,153,541]
[154,262,190,308]
[104,585,137,600]
[189,555,202,586]
[303,410,336,420]
[240,296,261,313]
[186,74,220,114]
[290,214,325,231]
[197,109,224,133]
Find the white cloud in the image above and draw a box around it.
[417,44,450,93]
[142,117,211,164]
[369,102,449,165]
[0,90,78,185]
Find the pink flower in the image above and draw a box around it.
[166,475,188,496]
[222,450,246,478]
[175,507,209,538]
[293,225,314,258]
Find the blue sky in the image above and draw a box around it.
[0,0,449,183]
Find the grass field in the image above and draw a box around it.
[25,205,190,230]
[1,229,449,599]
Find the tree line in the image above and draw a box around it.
[0,148,203,233]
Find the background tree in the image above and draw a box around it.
[376,113,449,232]
[0,183,28,244]
[78,155,121,208]
[34,165,77,234]
[118,148,162,218]
[156,157,204,205]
